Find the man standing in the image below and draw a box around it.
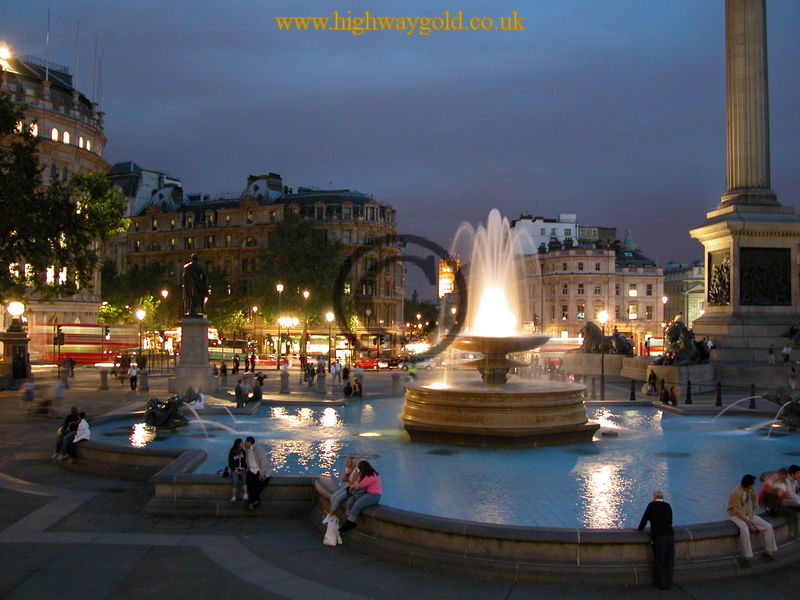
[244,436,271,511]
[782,344,792,364]
[234,378,245,408]
[727,474,777,563]
[636,490,675,590]
[128,364,139,391]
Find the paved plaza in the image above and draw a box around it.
[1,367,799,599]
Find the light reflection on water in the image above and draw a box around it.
[98,401,799,528]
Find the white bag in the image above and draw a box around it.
[322,514,342,546]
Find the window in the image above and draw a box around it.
[344,282,351,295]
[368,207,375,220]
[50,164,58,180]
[577,304,585,319]
[594,285,601,295]
[51,127,59,141]
[225,214,231,226]
[134,221,140,232]
[186,215,194,228]
[246,210,254,224]
[551,228,557,236]
[615,305,621,319]
[86,139,92,151]
[577,283,584,295]
[206,235,215,248]
[550,305,555,319]
[186,237,194,250]
[244,236,256,247]
[152,218,158,231]
[269,211,276,223]
[565,228,571,236]
[30,123,38,137]
[225,234,232,247]
[628,304,638,318]
[62,166,68,180]
[78,136,84,148]
[646,305,653,320]
[341,230,351,244]
[646,284,653,296]
[562,263,567,271]
[562,284,568,295]
[342,207,351,220]
[63,131,70,144]
[540,228,545,235]
[365,257,377,272]
[595,262,601,271]
[578,262,584,271]
[615,284,620,296]
[169,238,176,250]
[561,305,568,319]
[170,218,176,229]
[223,260,231,275]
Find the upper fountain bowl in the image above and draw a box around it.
[451,334,551,356]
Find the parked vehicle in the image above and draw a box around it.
[401,357,436,370]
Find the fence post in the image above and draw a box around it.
[685,380,692,405]
[591,377,596,400]
[715,382,722,407]
[749,383,756,409]
[629,379,636,401]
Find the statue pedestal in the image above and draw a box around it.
[561,353,624,377]
[169,318,218,395]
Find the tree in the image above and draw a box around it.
[0,92,126,299]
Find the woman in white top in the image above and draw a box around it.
[327,456,358,517]
[66,412,90,461]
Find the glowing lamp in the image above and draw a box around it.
[7,301,24,318]
[325,312,334,323]
[135,309,146,321]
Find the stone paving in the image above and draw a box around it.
[0,366,798,599]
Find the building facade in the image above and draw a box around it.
[1,50,109,350]
[663,260,705,328]
[106,166,404,353]
[520,235,665,354]
[511,214,579,254]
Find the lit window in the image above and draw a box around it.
[646,305,654,320]
[30,123,39,137]
[344,282,351,295]
[170,238,176,249]
[58,267,67,284]
[86,139,92,151]
[152,218,158,230]
[577,304,585,319]
[51,128,59,141]
[79,136,84,148]
[46,266,55,284]
[63,131,70,144]
[561,305,568,319]
[246,210,254,223]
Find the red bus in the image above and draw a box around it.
[31,323,139,365]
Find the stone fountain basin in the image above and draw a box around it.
[450,334,551,356]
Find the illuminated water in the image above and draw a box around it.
[96,399,799,528]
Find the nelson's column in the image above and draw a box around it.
[690,0,800,367]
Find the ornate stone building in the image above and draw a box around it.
[106,167,404,353]
[0,50,109,351]
[663,260,705,328]
[520,233,664,354]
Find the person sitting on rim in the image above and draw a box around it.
[339,460,381,532]
[326,456,359,519]
[727,473,777,563]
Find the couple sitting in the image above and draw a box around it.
[326,456,381,532]
[53,407,90,461]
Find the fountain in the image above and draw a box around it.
[400,210,599,447]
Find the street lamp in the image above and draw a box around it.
[326,311,335,370]
[597,310,609,401]
[302,290,310,356]
[6,301,25,331]
[135,308,146,361]
[275,283,284,370]
[251,305,258,350]
[161,289,169,300]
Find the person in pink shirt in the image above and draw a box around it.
[339,460,381,532]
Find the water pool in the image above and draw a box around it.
[95,398,797,528]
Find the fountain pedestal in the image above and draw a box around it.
[169,317,219,394]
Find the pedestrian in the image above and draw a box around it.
[343,381,353,398]
[52,376,67,411]
[250,378,263,404]
[220,360,228,386]
[668,386,678,407]
[255,371,266,386]
[232,354,240,374]
[647,369,658,395]
[352,376,363,398]
[244,436,272,511]
[768,345,776,366]
[127,363,139,391]
[331,360,342,386]
[228,438,248,503]
[645,338,651,356]
[342,365,350,381]
[727,474,777,563]
[234,378,245,408]
[636,490,674,590]
[782,344,792,364]
[339,460,381,532]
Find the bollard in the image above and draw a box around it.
[715,382,722,407]
[591,377,596,400]
[629,379,636,401]
[280,371,290,394]
[139,370,149,392]
[685,380,692,405]
[749,384,756,409]
[391,372,402,394]
[99,369,109,390]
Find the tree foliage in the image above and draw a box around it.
[252,211,345,324]
[0,92,126,300]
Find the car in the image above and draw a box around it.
[401,357,436,370]
[354,357,401,370]
[258,354,291,366]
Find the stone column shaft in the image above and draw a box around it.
[722,0,776,205]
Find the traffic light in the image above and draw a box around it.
[104,326,111,340]
[55,325,65,345]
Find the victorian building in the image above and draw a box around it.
[519,232,664,354]
[106,165,404,354]
[0,49,109,352]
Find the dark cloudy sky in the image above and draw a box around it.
[2,1,799,297]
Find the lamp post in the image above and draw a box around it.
[326,311,335,371]
[135,308,146,364]
[251,305,258,351]
[275,283,284,370]
[598,310,609,401]
[302,290,310,357]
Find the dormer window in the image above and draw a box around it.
[63,131,70,144]
[50,127,59,141]
[246,210,254,224]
